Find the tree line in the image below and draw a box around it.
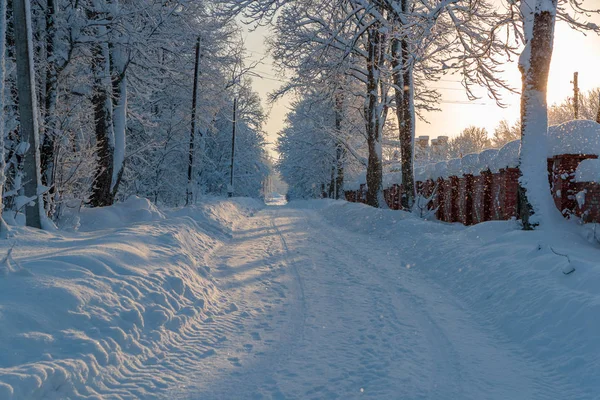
[225,0,600,229]
[0,0,269,231]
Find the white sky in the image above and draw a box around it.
[242,13,600,158]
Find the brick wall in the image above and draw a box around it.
[345,154,600,225]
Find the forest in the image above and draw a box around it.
[0,0,270,232]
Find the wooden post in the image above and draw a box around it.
[596,91,600,124]
[186,36,201,205]
[228,98,237,197]
[573,72,579,119]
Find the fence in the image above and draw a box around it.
[345,154,600,224]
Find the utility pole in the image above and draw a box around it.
[596,91,600,124]
[573,72,579,119]
[186,36,201,206]
[228,97,237,198]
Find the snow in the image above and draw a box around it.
[460,153,480,175]
[520,91,565,228]
[493,139,521,171]
[78,195,166,231]
[446,158,462,178]
[3,196,600,399]
[0,197,263,399]
[575,158,600,183]
[478,148,499,172]
[344,170,366,191]
[433,160,448,180]
[315,201,600,398]
[548,120,600,157]
[345,121,600,192]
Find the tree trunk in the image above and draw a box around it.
[89,26,116,208]
[42,0,58,217]
[518,0,559,229]
[13,0,44,228]
[364,25,385,208]
[334,92,345,200]
[186,36,201,205]
[228,97,237,197]
[111,46,127,199]
[0,0,10,236]
[391,8,416,210]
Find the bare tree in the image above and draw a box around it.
[12,0,44,228]
[449,126,491,157]
[492,119,521,148]
[549,88,600,125]
[0,0,9,236]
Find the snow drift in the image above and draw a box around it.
[0,197,263,399]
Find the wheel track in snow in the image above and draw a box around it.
[173,207,309,399]
[299,208,465,399]
[0,215,268,400]
[269,212,307,343]
[314,207,583,400]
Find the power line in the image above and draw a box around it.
[440,100,488,105]
[429,86,466,91]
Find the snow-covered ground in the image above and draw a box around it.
[0,197,264,399]
[1,197,599,399]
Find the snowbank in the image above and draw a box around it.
[344,170,367,191]
[318,201,600,398]
[78,195,166,231]
[460,153,480,175]
[548,120,600,157]
[0,198,263,399]
[445,158,462,178]
[495,140,520,170]
[479,148,499,172]
[575,158,600,183]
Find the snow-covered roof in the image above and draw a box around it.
[548,120,600,157]
[575,158,600,183]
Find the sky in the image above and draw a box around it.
[242,10,600,158]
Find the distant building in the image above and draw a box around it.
[415,135,449,163]
[415,136,430,161]
[430,136,449,162]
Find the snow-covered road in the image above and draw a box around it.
[171,204,573,400]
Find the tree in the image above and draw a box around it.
[512,0,600,229]
[548,88,600,126]
[448,126,491,157]
[238,0,518,210]
[0,0,9,236]
[277,93,349,199]
[492,119,521,148]
[269,1,392,207]
[87,1,116,208]
[12,0,44,228]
